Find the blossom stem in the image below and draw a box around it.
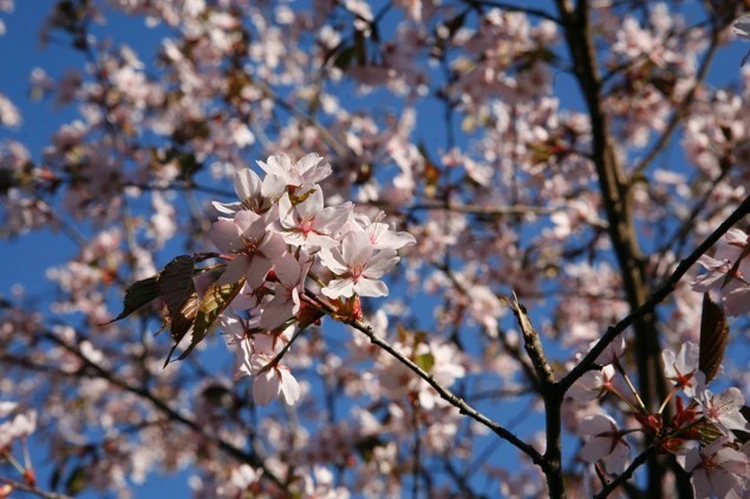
[1,450,25,475]
[657,385,680,415]
[613,359,647,414]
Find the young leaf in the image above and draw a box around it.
[157,255,196,319]
[699,293,729,383]
[108,276,159,323]
[177,278,244,361]
[163,292,199,367]
[156,255,198,366]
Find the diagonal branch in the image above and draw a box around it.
[559,194,750,393]
[310,297,548,471]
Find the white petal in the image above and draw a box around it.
[354,277,388,297]
[252,370,280,406]
[341,229,372,266]
[278,368,301,405]
[321,278,355,299]
[234,169,262,203]
[364,249,399,278]
[320,247,348,275]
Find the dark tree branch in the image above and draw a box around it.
[559,194,750,392]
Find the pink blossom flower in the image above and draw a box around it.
[212,167,284,215]
[677,437,749,499]
[359,213,416,250]
[209,210,286,288]
[578,414,630,474]
[698,387,748,438]
[249,353,301,406]
[692,229,750,316]
[260,252,310,330]
[232,327,301,406]
[320,229,400,298]
[568,365,616,402]
[256,152,332,189]
[277,187,351,250]
[662,341,705,397]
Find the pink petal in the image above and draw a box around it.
[278,368,301,406]
[252,370,280,406]
[246,256,273,289]
[234,210,263,234]
[274,253,301,286]
[341,230,372,266]
[209,220,241,253]
[218,257,250,286]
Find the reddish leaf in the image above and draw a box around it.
[699,293,729,384]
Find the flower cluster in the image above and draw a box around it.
[692,228,750,316]
[208,153,414,406]
[568,341,749,497]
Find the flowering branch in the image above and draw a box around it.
[332,312,548,470]
[559,194,750,394]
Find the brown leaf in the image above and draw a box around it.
[107,276,159,323]
[156,255,197,366]
[177,278,244,361]
[699,293,729,383]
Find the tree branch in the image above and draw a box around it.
[322,308,549,471]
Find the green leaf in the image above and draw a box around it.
[107,276,159,323]
[415,352,435,372]
[699,293,729,384]
[177,279,244,361]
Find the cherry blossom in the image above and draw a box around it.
[260,252,309,330]
[677,438,749,499]
[578,414,630,474]
[692,229,750,316]
[209,210,287,288]
[662,341,705,397]
[320,229,401,298]
[698,387,748,438]
[256,152,332,190]
[277,187,351,250]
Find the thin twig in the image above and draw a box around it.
[593,446,655,499]
[628,29,720,182]
[315,302,548,470]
